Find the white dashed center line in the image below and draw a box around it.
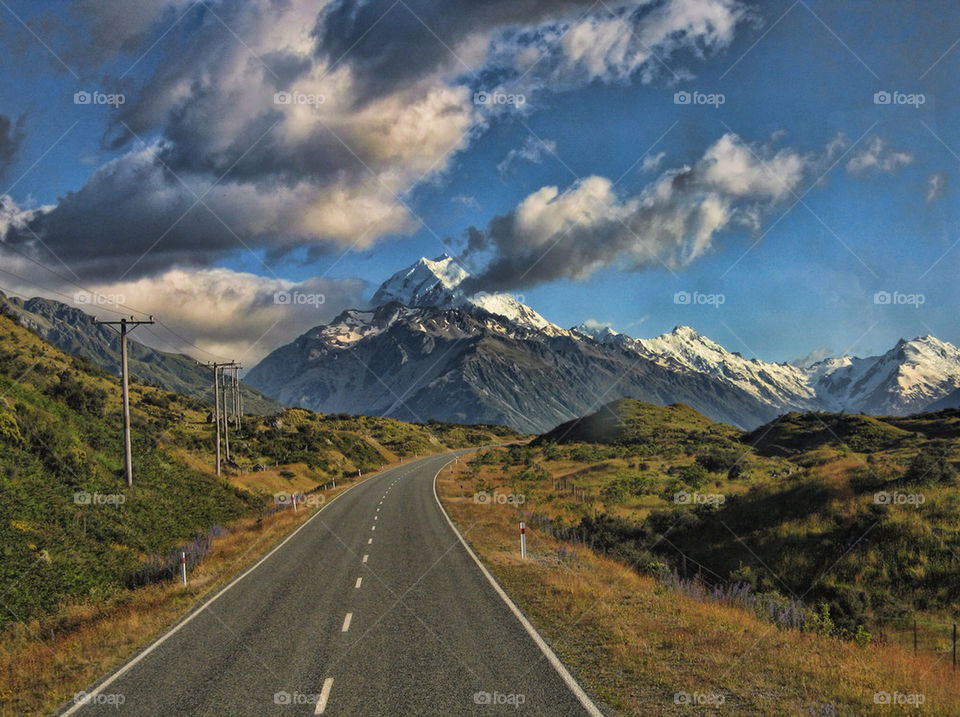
[362,554,368,563]
[355,577,362,588]
[314,677,334,714]
[341,612,352,632]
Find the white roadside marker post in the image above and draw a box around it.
[520,522,527,559]
[180,552,187,585]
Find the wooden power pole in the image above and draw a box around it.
[94,316,155,486]
[203,361,239,475]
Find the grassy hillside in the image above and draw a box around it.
[462,399,960,645]
[0,309,519,632]
[439,467,959,714]
[535,398,739,447]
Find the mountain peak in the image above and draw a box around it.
[574,321,621,342]
[671,325,700,339]
[371,255,469,308]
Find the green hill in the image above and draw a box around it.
[468,400,960,642]
[0,310,519,629]
[744,411,911,456]
[534,398,740,446]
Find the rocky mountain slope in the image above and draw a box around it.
[244,255,960,431]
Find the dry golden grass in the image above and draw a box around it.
[439,465,959,715]
[0,467,387,717]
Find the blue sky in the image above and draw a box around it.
[0,0,958,362]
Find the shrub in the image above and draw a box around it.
[903,444,956,485]
[679,462,709,489]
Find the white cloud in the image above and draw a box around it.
[80,268,366,363]
[846,136,914,175]
[926,171,947,203]
[464,132,830,290]
[3,0,754,285]
[497,137,558,175]
[490,0,750,89]
[640,151,667,172]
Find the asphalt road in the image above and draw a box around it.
[63,452,599,716]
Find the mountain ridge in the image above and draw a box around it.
[247,256,960,431]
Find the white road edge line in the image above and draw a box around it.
[432,458,605,717]
[315,677,334,714]
[341,613,352,632]
[60,465,396,716]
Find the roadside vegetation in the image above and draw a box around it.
[440,397,960,713]
[0,310,518,714]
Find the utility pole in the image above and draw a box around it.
[202,361,239,475]
[233,366,241,429]
[221,368,230,463]
[94,316,155,486]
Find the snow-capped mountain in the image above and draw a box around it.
[371,254,468,309]
[246,256,960,432]
[629,325,820,410]
[812,336,960,414]
[371,255,560,333]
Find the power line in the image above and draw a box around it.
[0,266,233,362]
[0,272,134,320]
[0,241,153,318]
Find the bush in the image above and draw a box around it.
[679,462,709,489]
[695,448,742,473]
[44,370,107,416]
[903,444,956,485]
